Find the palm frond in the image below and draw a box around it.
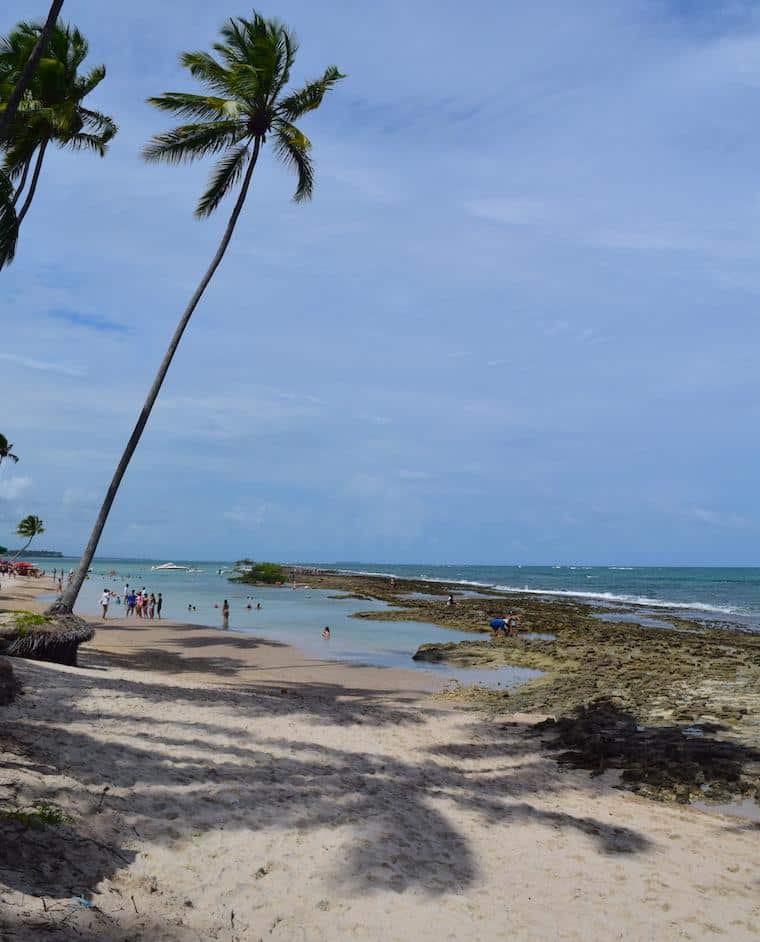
[67,131,113,155]
[0,169,19,269]
[277,66,345,120]
[142,120,248,164]
[179,51,231,95]
[147,91,241,122]
[272,119,314,202]
[3,139,39,178]
[74,64,106,99]
[195,142,250,218]
[79,107,118,136]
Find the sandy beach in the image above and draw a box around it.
[1,577,758,941]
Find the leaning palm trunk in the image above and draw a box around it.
[15,138,47,225]
[9,537,34,563]
[0,0,64,140]
[48,140,260,614]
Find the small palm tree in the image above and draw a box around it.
[0,19,116,268]
[0,433,19,467]
[50,12,343,615]
[12,514,44,561]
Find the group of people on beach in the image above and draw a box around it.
[98,585,163,620]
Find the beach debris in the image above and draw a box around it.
[255,864,271,879]
[131,894,139,914]
[96,785,110,812]
[70,894,94,909]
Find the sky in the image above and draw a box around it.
[2,0,760,566]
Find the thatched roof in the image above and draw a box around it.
[0,611,94,667]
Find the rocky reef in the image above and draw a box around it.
[297,568,760,806]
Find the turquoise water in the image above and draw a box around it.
[35,556,541,687]
[27,558,760,680]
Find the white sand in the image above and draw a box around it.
[0,582,758,940]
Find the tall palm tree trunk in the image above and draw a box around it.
[48,138,261,616]
[15,139,47,226]
[11,155,34,207]
[0,0,64,141]
[10,537,34,563]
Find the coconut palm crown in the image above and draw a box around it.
[12,514,44,560]
[0,20,116,267]
[143,13,344,214]
[0,433,19,466]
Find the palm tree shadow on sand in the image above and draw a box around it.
[0,656,659,927]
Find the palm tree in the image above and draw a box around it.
[0,174,17,267]
[0,0,64,141]
[0,433,19,467]
[11,514,44,561]
[0,19,116,268]
[49,12,344,615]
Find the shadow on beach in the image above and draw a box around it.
[0,641,660,936]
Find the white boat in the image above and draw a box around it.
[151,562,191,572]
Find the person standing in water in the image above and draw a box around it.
[100,589,110,620]
[157,593,163,619]
[222,599,230,629]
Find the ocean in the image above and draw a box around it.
[26,558,760,683]
[332,563,760,627]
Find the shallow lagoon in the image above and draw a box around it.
[62,558,540,689]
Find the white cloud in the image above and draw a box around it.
[463,198,550,225]
[0,353,85,377]
[398,469,432,481]
[223,504,271,527]
[686,507,754,530]
[0,476,32,501]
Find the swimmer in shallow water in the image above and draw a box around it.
[322,626,331,639]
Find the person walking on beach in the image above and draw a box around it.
[222,599,230,629]
[100,589,110,620]
[157,593,163,619]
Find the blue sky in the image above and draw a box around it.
[2,0,760,565]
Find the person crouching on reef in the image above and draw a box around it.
[489,616,508,636]
[222,599,230,629]
[100,588,110,620]
[322,626,331,640]
[447,594,455,606]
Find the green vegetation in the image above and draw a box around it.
[0,18,116,268]
[231,561,286,585]
[1,802,71,828]
[12,514,44,560]
[0,433,19,466]
[11,610,49,635]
